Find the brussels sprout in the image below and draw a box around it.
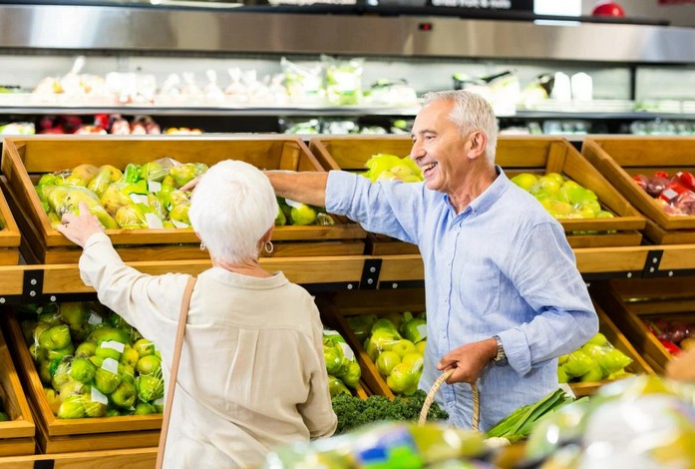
[136,355,161,376]
[39,324,72,350]
[136,374,164,403]
[110,381,137,409]
[70,358,97,384]
[57,396,86,419]
[95,368,122,395]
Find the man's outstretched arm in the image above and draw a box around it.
[265,171,329,207]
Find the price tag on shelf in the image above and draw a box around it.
[88,312,103,325]
[129,194,149,206]
[416,324,428,340]
[339,342,355,361]
[171,220,189,229]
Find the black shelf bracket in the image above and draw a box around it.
[642,250,664,278]
[360,259,382,290]
[379,280,425,290]
[582,271,642,282]
[22,269,44,305]
[34,460,54,469]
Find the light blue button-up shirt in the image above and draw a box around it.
[326,167,598,430]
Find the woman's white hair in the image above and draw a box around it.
[189,160,278,264]
[422,90,498,162]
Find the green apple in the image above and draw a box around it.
[70,358,97,384]
[416,340,427,355]
[376,351,401,377]
[75,342,97,358]
[587,332,609,347]
[120,346,140,368]
[57,396,86,419]
[95,345,121,361]
[391,339,417,359]
[136,355,162,376]
[342,361,361,389]
[546,172,564,185]
[511,173,538,191]
[134,403,157,415]
[110,381,137,409]
[563,350,595,378]
[386,363,419,395]
[579,367,604,383]
[557,365,569,384]
[401,353,424,371]
[133,338,155,358]
[95,368,122,395]
[596,348,631,375]
[44,388,61,415]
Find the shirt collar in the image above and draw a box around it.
[443,165,510,215]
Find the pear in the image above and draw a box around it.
[100,183,134,216]
[64,164,99,187]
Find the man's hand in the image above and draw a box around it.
[180,177,200,192]
[55,202,105,248]
[437,337,498,385]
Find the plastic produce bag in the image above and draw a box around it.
[322,55,364,106]
[324,330,361,392]
[281,57,324,104]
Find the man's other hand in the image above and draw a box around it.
[437,337,497,384]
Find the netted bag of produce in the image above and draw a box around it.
[281,57,324,105]
[362,314,426,396]
[558,332,632,384]
[362,153,424,183]
[323,330,361,398]
[322,55,364,106]
[277,197,334,227]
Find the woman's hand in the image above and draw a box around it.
[55,202,105,248]
[437,338,497,385]
[180,177,200,192]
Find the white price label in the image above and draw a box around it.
[91,387,108,405]
[101,340,125,353]
[148,180,162,193]
[88,312,103,325]
[323,329,339,336]
[101,358,119,374]
[339,342,355,361]
[145,213,164,229]
[129,194,149,206]
[284,199,302,209]
[171,220,189,229]
[154,397,164,406]
[416,324,428,340]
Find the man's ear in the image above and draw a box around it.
[466,131,488,161]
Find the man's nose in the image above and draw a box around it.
[410,141,424,160]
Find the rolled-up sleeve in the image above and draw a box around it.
[79,232,190,343]
[499,222,599,376]
[326,170,425,244]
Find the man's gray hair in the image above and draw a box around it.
[189,160,278,264]
[422,90,498,162]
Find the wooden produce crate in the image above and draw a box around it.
[593,278,695,375]
[1,136,366,264]
[0,327,35,456]
[311,136,645,250]
[567,300,654,398]
[320,289,429,400]
[583,136,695,244]
[0,446,157,468]
[0,182,20,266]
[3,312,160,454]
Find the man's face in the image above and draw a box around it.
[410,99,471,194]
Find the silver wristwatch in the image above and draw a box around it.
[492,335,508,366]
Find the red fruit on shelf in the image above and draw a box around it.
[654,171,670,179]
[592,2,625,17]
[658,181,690,204]
[677,171,695,192]
[646,176,669,197]
[666,322,689,344]
[659,338,682,356]
[632,175,649,191]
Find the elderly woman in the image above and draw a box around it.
[57,160,337,468]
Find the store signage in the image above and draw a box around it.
[427,0,532,10]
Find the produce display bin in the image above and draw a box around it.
[3,312,160,454]
[0,327,35,456]
[1,136,366,264]
[567,300,654,398]
[582,136,695,244]
[311,136,645,251]
[593,278,695,375]
[0,446,157,468]
[320,289,430,400]
[0,185,21,266]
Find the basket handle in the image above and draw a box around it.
[418,369,480,432]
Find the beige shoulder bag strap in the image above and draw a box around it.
[156,276,197,469]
